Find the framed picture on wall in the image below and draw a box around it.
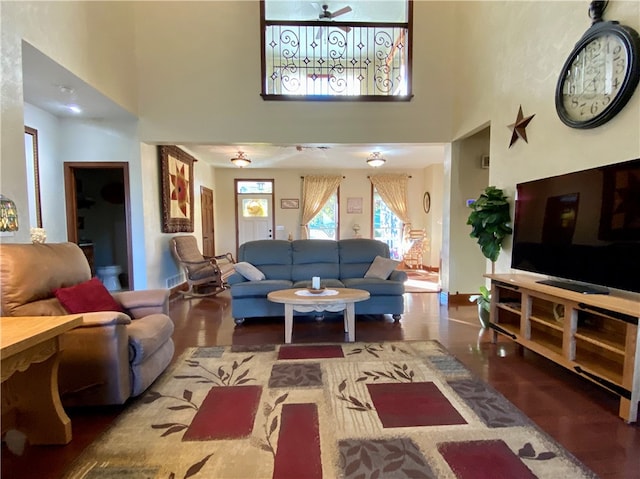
[281,198,299,209]
[347,197,363,214]
[159,145,195,233]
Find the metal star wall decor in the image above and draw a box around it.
[508,105,536,148]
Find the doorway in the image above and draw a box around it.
[234,179,275,250]
[64,162,133,289]
[201,186,215,257]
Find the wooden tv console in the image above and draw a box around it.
[485,274,640,423]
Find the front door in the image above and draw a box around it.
[201,186,215,257]
[237,194,273,245]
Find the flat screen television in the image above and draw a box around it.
[511,158,640,294]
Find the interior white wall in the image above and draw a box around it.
[132,1,456,145]
[23,103,62,239]
[447,128,490,296]
[141,143,218,290]
[213,167,440,266]
[423,163,444,269]
[452,1,640,279]
[57,119,146,287]
[1,1,137,243]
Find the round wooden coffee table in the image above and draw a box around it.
[267,288,370,343]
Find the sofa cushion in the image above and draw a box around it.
[230,279,294,298]
[364,256,400,280]
[54,277,125,314]
[339,239,391,279]
[291,239,340,281]
[234,262,266,281]
[238,240,293,280]
[342,277,405,295]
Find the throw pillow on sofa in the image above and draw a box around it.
[234,262,266,281]
[364,255,400,280]
[54,277,125,314]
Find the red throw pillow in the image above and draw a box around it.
[54,277,124,314]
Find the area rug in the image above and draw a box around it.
[62,341,596,479]
[404,269,440,293]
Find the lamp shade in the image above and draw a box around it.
[367,152,386,168]
[230,151,251,168]
[0,195,18,232]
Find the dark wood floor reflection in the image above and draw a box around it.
[3,291,639,478]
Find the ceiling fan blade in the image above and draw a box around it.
[338,25,352,33]
[316,26,324,39]
[332,6,352,18]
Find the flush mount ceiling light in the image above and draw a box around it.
[366,152,386,167]
[230,151,251,168]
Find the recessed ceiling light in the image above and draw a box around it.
[67,104,82,114]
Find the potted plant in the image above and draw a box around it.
[469,285,491,328]
[467,186,512,328]
[466,186,513,273]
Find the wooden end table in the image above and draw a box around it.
[267,288,370,343]
[1,315,82,445]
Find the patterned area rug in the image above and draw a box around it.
[63,341,596,479]
[404,270,440,293]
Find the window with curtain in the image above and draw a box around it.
[308,192,338,239]
[373,190,403,259]
[300,175,342,239]
[369,174,411,259]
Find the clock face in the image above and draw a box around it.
[560,34,628,122]
[555,22,640,129]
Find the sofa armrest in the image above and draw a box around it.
[112,289,170,317]
[389,270,408,282]
[227,272,247,285]
[75,311,132,327]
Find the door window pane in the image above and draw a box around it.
[237,181,273,194]
[242,198,268,217]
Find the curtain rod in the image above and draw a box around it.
[301,176,347,178]
[367,175,412,178]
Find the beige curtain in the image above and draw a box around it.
[369,173,412,236]
[300,175,342,239]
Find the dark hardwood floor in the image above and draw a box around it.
[2,290,639,478]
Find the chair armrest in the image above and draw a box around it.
[213,252,236,263]
[389,270,408,282]
[75,311,132,327]
[112,289,170,317]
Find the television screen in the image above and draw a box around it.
[511,158,640,294]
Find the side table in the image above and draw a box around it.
[1,315,82,445]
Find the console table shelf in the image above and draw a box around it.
[486,274,640,423]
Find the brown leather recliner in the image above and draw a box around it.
[0,242,175,406]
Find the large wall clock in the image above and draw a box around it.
[555,3,640,129]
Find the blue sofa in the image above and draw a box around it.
[227,239,407,324]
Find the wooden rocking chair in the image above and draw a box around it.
[170,235,235,297]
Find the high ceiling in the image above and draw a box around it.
[21,30,444,171]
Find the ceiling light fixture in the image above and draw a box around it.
[367,152,386,168]
[230,151,251,168]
